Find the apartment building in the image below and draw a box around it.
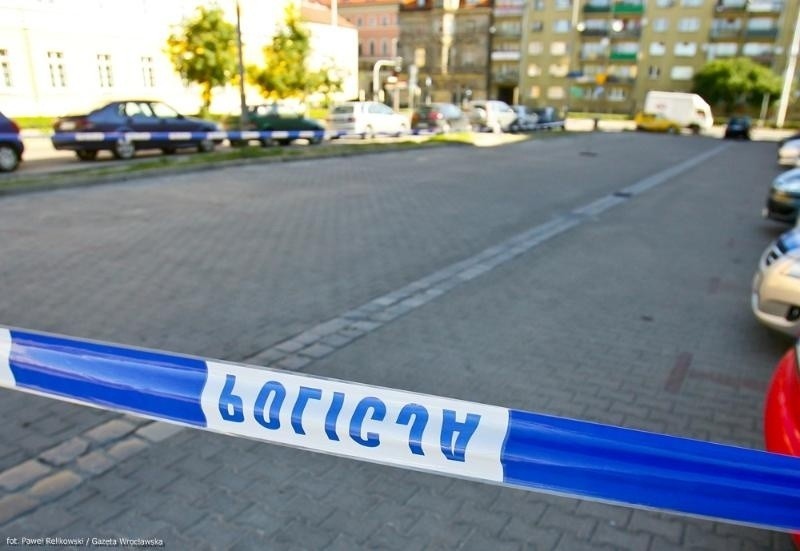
[384,0,794,115]
[496,0,796,114]
[398,0,493,104]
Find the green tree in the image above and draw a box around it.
[248,4,342,101]
[692,57,782,113]
[167,5,238,115]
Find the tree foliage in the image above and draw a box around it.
[248,4,343,101]
[167,5,238,114]
[692,57,782,112]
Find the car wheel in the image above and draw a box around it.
[667,127,678,135]
[363,125,374,140]
[162,147,177,155]
[440,122,451,134]
[395,123,407,137]
[75,150,98,162]
[197,138,215,153]
[112,140,135,160]
[0,145,20,172]
[309,135,323,145]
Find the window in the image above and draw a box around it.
[382,16,388,26]
[97,54,113,88]
[381,40,388,56]
[550,42,567,55]
[151,102,179,118]
[554,0,571,9]
[0,49,11,88]
[530,20,544,32]
[608,87,626,101]
[367,16,375,26]
[140,56,155,87]
[47,51,66,88]
[356,17,362,26]
[529,85,541,99]
[553,19,570,33]
[528,42,543,55]
[674,42,697,56]
[549,63,569,77]
[678,17,700,32]
[547,86,565,99]
[531,0,545,9]
[742,42,774,56]
[369,41,375,56]
[652,18,668,32]
[655,0,674,6]
[649,42,666,56]
[709,42,738,57]
[527,63,542,76]
[648,65,661,79]
[680,0,702,5]
[414,47,426,67]
[670,65,694,80]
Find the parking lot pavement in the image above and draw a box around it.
[0,133,795,549]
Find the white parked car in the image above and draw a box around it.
[752,249,800,336]
[465,100,518,133]
[778,139,800,166]
[327,102,408,139]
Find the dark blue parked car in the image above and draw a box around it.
[0,112,24,172]
[52,100,222,161]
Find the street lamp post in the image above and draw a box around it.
[235,0,247,129]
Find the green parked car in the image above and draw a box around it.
[233,103,325,147]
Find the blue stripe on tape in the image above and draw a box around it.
[51,130,327,143]
[2,326,800,531]
[502,410,800,530]
[8,330,208,426]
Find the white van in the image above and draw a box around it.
[327,102,408,139]
[643,91,713,133]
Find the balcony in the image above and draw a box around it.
[613,1,645,13]
[709,27,742,39]
[583,2,612,12]
[609,50,638,61]
[714,0,748,12]
[580,27,610,36]
[492,70,520,83]
[747,0,783,12]
[495,28,523,38]
[611,27,642,38]
[491,50,521,61]
[745,27,779,39]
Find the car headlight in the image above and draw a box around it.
[781,261,800,279]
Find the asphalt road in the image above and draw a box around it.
[0,132,795,549]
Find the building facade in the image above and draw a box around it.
[489,0,797,115]
[318,0,402,99]
[399,0,493,105]
[0,0,358,117]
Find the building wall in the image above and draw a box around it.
[320,0,401,99]
[0,0,357,117]
[501,0,798,116]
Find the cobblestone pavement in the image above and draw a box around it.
[0,132,795,549]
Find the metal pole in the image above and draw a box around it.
[236,0,248,129]
[777,3,800,128]
[486,1,495,100]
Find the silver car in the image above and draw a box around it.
[465,100,518,133]
[752,249,800,336]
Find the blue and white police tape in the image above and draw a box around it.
[1,326,799,532]
[49,130,328,145]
